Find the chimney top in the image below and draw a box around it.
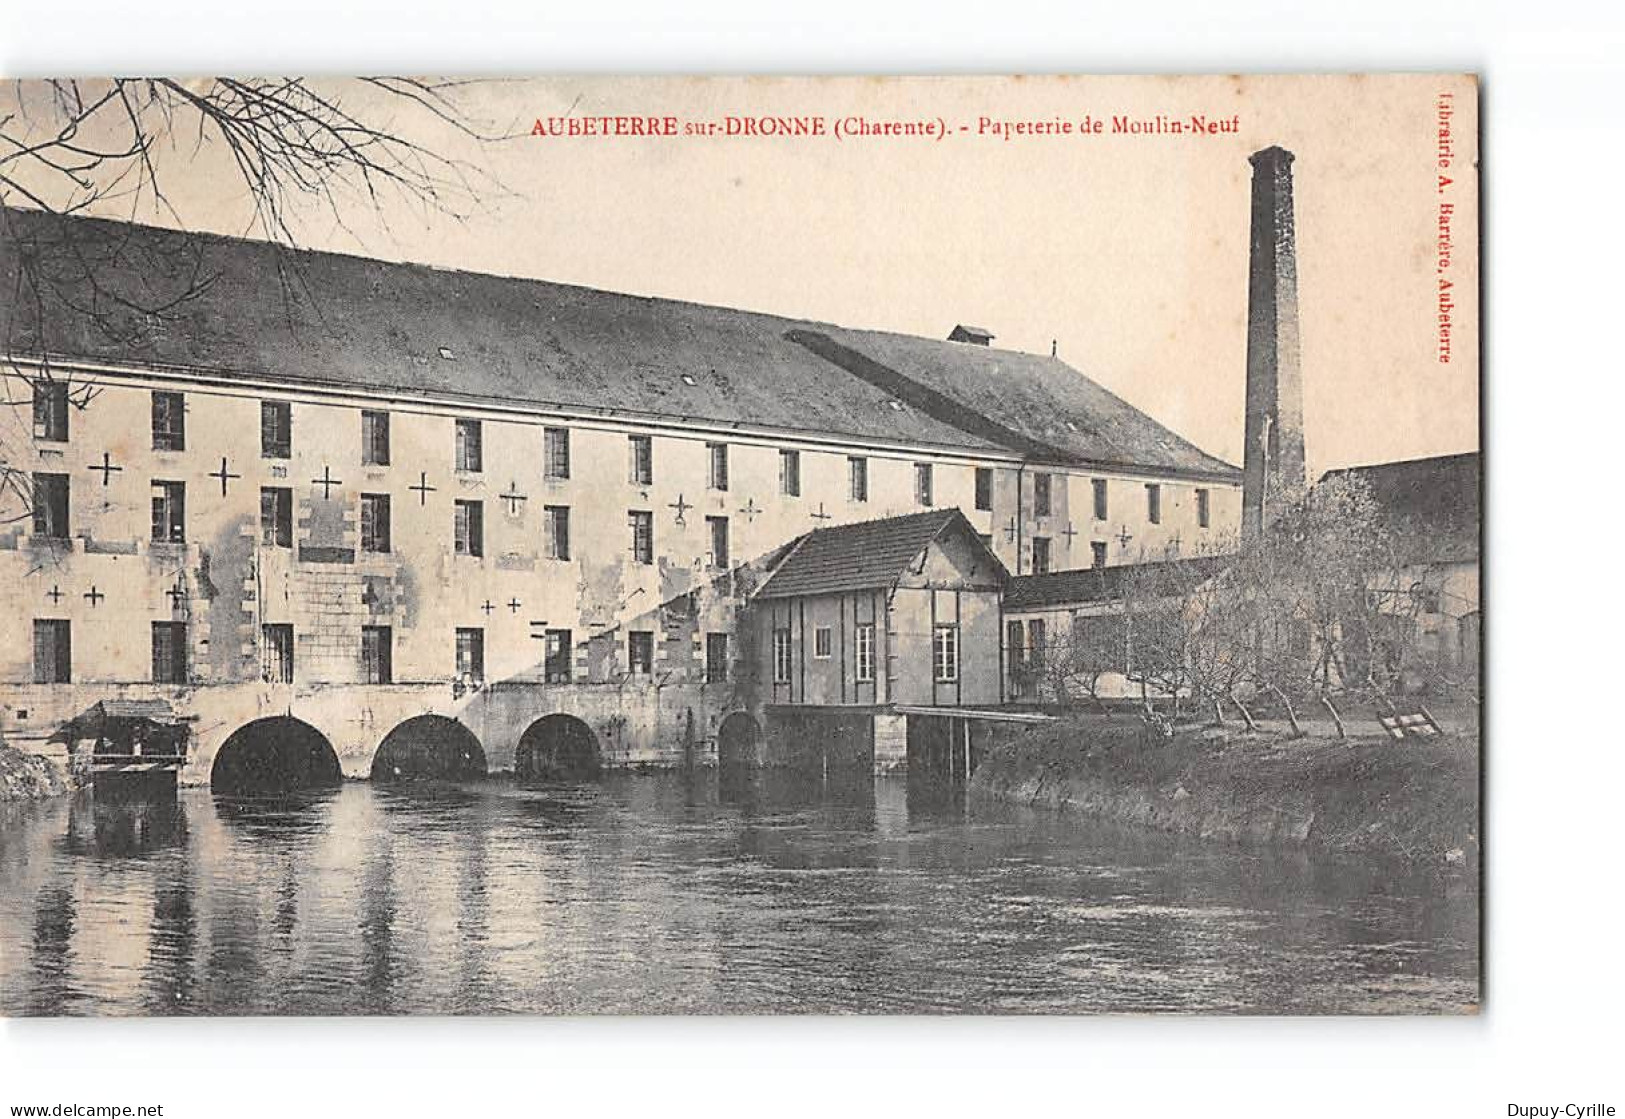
[948,324,994,346]
[1249,144,1296,169]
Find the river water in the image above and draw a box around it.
[0,774,1478,1016]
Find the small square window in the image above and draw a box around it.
[545,427,570,479]
[361,493,392,553]
[260,487,293,548]
[362,411,391,466]
[454,500,484,557]
[544,505,571,560]
[33,382,68,442]
[152,391,185,451]
[849,456,869,503]
[261,401,292,459]
[628,435,653,486]
[456,419,484,473]
[629,510,654,564]
[1034,473,1052,517]
[627,631,654,675]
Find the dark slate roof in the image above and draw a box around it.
[1,206,1236,477]
[753,509,1004,600]
[794,325,1241,480]
[1319,452,1479,565]
[1004,554,1232,611]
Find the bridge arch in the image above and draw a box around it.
[212,716,342,795]
[371,715,488,783]
[717,712,761,771]
[515,714,601,782]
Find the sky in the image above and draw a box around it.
[6,75,1479,476]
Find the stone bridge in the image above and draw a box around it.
[3,679,766,788]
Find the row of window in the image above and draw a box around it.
[36,471,1204,570]
[30,618,733,688]
[35,385,1212,530]
[767,622,946,684]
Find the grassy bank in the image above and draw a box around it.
[0,742,71,801]
[970,715,1479,864]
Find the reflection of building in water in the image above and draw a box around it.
[0,190,1240,780]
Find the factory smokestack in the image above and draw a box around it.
[1241,145,1307,543]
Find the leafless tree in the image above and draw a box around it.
[1,77,508,525]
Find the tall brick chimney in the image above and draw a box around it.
[1241,145,1307,542]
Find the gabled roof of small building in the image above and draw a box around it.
[1004,554,1233,611]
[1319,451,1479,565]
[753,508,1006,600]
[1,206,1238,480]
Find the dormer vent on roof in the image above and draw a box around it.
[948,324,994,346]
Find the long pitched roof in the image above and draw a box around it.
[1004,554,1232,611]
[1,206,1238,477]
[1319,452,1479,565]
[753,509,1005,600]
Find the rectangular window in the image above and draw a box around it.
[708,515,729,569]
[544,505,571,560]
[627,631,654,676]
[1031,536,1052,574]
[705,633,729,684]
[362,410,391,466]
[848,456,869,503]
[454,499,484,557]
[629,510,654,564]
[1146,483,1162,525]
[779,449,801,496]
[33,619,71,684]
[260,487,293,548]
[974,467,993,511]
[360,493,392,553]
[855,624,875,683]
[628,434,653,485]
[151,391,185,451]
[544,426,570,479]
[1197,487,1211,529]
[1093,478,1109,521]
[915,462,934,507]
[455,627,484,683]
[772,627,793,684]
[1091,540,1108,569]
[361,625,393,684]
[151,622,188,685]
[1029,618,1048,668]
[813,626,832,659]
[707,442,729,491]
[933,624,959,683]
[151,481,186,544]
[262,623,294,684]
[261,400,291,459]
[1034,473,1053,517]
[544,629,573,683]
[455,418,484,473]
[33,381,68,442]
[1006,620,1026,688]
[32,473,69,539]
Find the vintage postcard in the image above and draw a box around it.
[0,75,1479,1016]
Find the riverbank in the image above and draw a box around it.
[969,716,1479,864]
[0,743,70,801]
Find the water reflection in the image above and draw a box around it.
[0,774,1479,1016]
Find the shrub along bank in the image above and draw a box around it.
[969,715,1479,865]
